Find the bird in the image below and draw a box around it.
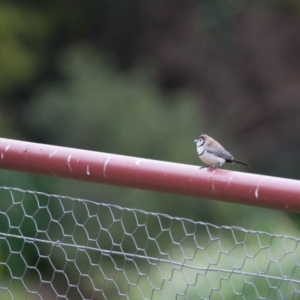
[194,134,249,169]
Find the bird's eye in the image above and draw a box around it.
[197,137,204,145]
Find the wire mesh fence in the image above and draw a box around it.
[0,186,299,299]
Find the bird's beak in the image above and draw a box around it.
[194,139,198,143]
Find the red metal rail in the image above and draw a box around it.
[0,138,299,212]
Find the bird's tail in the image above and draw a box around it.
[234,160,250,167]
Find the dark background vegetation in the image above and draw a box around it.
[1,0,300,298]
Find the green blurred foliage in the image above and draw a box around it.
[25,45,199,160]
[0,4,50,94]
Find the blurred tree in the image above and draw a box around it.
[0,4,49,94]
[1,0,300,179]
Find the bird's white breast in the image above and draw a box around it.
[196,145,226,167]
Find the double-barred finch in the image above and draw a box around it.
[194,134,249,169]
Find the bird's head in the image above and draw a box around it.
[194,134,208,147]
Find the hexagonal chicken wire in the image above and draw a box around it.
[0,187,299,300]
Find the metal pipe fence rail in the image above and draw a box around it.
[0,138,299,299]
[0,138,299,212]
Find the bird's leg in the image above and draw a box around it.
[211,165,220,169]
[199,165,209,169]
[207,165,219,169]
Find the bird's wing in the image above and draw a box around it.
[206,148,234,161]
